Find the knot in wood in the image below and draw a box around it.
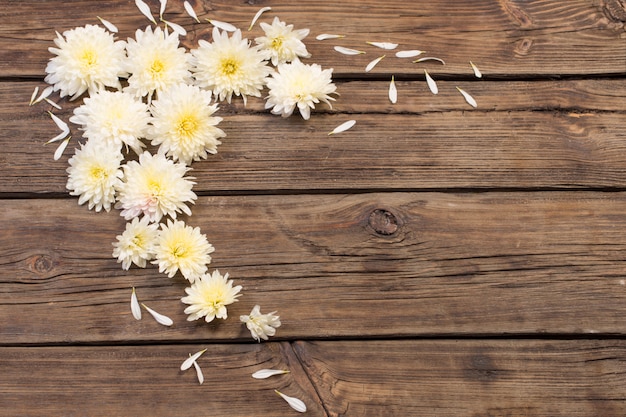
[29,254,55,274]
[368,209,398,236]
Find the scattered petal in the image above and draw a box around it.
[207,19,237,32]
[252,369,290,379]
[395,50,424,58]
[181,348,207,371]
[44,97,62,110]
[413,56,445,65]
[249,6,271,31]
[142,303,173,326]
[328,119,356,135]
[97,16,118,33]
[184,1,201,23]
[29,86,39,106]
[161,19,187,36]
[131,287,142,320]
[159,0,167,20]
[424,69,438,95]
[389,75,397,104]
[316,33,345,41]
[192,360,204,384]
[53,136,71,161]
[275,390,307,413]
[365,55,385,72]
[366,41,398,50]
[45,130,70,144]
[470,61,482,78]
[456,86,477,108]
[135,0,157,24]
[334,46,365,55]
[48,111,69,133]
[35,86,54,104]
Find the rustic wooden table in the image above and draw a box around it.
[1,0,626,415]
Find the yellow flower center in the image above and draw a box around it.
[80,49,98,70]
[176,114,198,140]
[219,58,239,76]
[148,179,163,197]
[271,36,284,51]
[171,243,188,258]
[90,166,107,181]
[132,234,145,248]
[150,59,165,78]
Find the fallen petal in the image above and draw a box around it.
[389,75,397,104]
[192,360,204,385]
[456,87,477,108]
[328,119,356,135]
[413,56,446,65]
[45,131,69,144]
[366,41,398,50]
[97,16,118,33]
[395,50,424,58]
[36,86,54,104]
[135,0,157,24]
[29,86,39,106]
[184,1,201,23]
[48,111,69,133]
[316,33,345,40]
[333,46,365,55]
[248,6,271,30]
[181,348,207,371]
[252,369,290,379]
[159,0,167,19]
[365,55,385,72]
[424,69,438,95]
[162,19,187,36]
[142,303,173,326]
[44,97,62,110]
[470,61,482,78]
[275,390,307,413]
[207,19,237,32]
[131,287,142,320]
[53,136,71,161]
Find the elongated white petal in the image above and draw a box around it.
[44,97,62,110]
[366,41,398,50]
[131,287,142,320]
[275,390,306,413]
[159,0,167,19]
[184,1,200,23]
[395,50,424,58]
[45,130,69,144]
[97,16,118,33]
[48,111,69,133]
[192,360,204,384]
[252,369,290,379]
[389,76,397,104]
[424,69,438,95]
[34,86,54,105]
[334,46,365,55]
[29,86,39,106]
[365,55,385,72]
[413,56,445,65]
[248,6,271,30]
[456,87,477,108]
[162,19,187,36]
[328,119,356,135]
[316,33,345,40]
[53,136,71,161]
[142,303,173,326]
[181,348,207,371]
[135,0,157,24]
[207,19,237,32]
[470,61,482,78]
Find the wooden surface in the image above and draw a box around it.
[1,0,625,415]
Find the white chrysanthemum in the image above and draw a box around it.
[112,216,159,270]
[255,17,311,65]
[70,90,151,154]
[115,151,196,223]
[240,305,281,342]
[45,24,127,100]
[148,84,226,165]
[66,140,124,212]
[153,219,215,282]
[265,61,337,120]
[124,26,192,99]
[191,27,273,104]
[181,270,242,322]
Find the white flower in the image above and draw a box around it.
[255,17,310,65]
[45,24,126,100]
[265,60,337,120]
[191,27,273,104]
[240,305,281,342]
[115,151,197,223]
[153,219,214,282]
[124,26,192,99]
[66,140,123,212]
[148,84,226,165]
[112,217,159,269]
[181,270,242,322]
[70,90,151,154]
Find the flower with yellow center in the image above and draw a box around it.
[181,269,242,322]
[240,305,281,342]
[255,17,311,65]
[148,83,226,165]
[153,219,215,282]
[45,24,127,100]
[191,27,273,104]
[112,216,159,270]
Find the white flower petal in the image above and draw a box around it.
[316,33,344,41]
[45,130,69,144]
[53,136,71,161]
[135,0,157,24]
[470,61,482,78]
[97,16,118,33]
[413,56,445,65]
[131,287,142,320]
[207,19,237,32]
[389,75,397,104]
[192,360,204,384]
[29,86,39,106]
[181,348,207,371]
[36,86,54,104]
[142,303,173,326]
[424,69,438,95]
[366,41,398,50]
[248,6,271,30]
[328,119,356,135]
[184,1,201,23]
[159,0,167,19]
[456,86,477,108]
[365,55,385,72]
[275,390,307,413]
[48,111,69,133]
[162,19,187,37]
[333,46,365,55]
[395,50,424,58]
[252,369,290,379]
[44,97,62,110]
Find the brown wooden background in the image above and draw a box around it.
[1,0,626,415]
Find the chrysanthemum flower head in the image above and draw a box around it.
[45,24,127,100]
[181,269,242,322]
[255,17,311,65]
[66,140,124,212]
[240,305,281,342]
[265,60,337,120]
[124,26,192,99]
[112,216,159,270]
[148,83,226,165]
[115,151,197,223]
[191,27,273,104]
[70,90,151,154]
[153,219,215,282]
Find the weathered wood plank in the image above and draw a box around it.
[1,0,624,78]
[3,192,626,344]
[0,342,328,417]
[294,339,626,417]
